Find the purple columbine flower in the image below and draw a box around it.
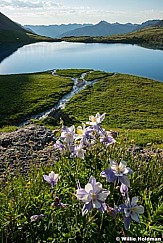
[51,197,68,208]
[120,183,128,198]
[70,142,86,159]
[86,113,106,126]
[119,196,144,230]
[54,140,66,152]
[106,205,118,218]
[30,214,44,222]
[60,125,75,145]
[100,131,116,146]
[101,160,133,187]
[76,176,110,215]
[43,171,59,188]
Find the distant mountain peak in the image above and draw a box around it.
[97,20,109,25]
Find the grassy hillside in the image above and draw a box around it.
[62,27,163,49]
[0,71,74,126]
[64,72,163,129]
[0,29,59,43]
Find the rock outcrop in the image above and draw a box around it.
[0,123,56,176]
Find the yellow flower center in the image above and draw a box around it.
[77,129,83,135]
[91,117,97,122]
[131,207,137,213]
[116,165,121,173]
[91,193,96,200]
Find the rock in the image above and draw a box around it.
[0,123,56,176]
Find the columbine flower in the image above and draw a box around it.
[60,125,75,144]
[54,140,66,152]
[120,183,128,198]
[71,143,86,159]
[43,171,59,188]
[75,124,96,146]
[86,113,106,126]
[100,131,116,146]
[101,160,133,187]
[51,197,68,208]
[30,214,44,222]
[75,123,87,141]
[76,176,110,215]
[119,196,144,230]
[106,205,118,218]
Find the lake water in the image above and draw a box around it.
[0,41,163,81]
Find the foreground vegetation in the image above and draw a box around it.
[0,115,162,242]
[0,69,162,241]
[62,27,163,50]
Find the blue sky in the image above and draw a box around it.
[0,0,163,25]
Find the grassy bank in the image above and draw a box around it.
[61,27,163,50]
[64,72,163,129]
[0,71,74,126]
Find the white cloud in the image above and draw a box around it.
[1,1,162,25]
[0,0,61,9]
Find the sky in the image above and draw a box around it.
[0,0,163,25]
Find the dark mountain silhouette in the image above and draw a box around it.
[0,12,54,43]
[0,12,28,32]
[153,20,163,27]
[24,24,92,38]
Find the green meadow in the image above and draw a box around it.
[0,71,74,126]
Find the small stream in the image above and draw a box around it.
[21,70,97,125]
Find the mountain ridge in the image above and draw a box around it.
[25,19,162,38]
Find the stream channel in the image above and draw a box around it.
[21,70,100,125]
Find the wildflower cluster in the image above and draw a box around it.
[30,113,144,231]
[54,113,116,159]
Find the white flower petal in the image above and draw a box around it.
[85,183,93,193]
[131,197,138,206]
[94,182,103,193]
[110,160,117,167]
[131,212,140,222]
[93,199,101,209]
[135,205,144,214]
[97,190,110,201]
[43,175,51,184]
[124,208,131,217]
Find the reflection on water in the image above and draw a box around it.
[0,43,25,63]
[0,41,163,81]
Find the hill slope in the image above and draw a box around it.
[59,20,138,37]
[62,26,163,49]
[0,12,55,43]
[59,19,162,37]
[24,24,92,38]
